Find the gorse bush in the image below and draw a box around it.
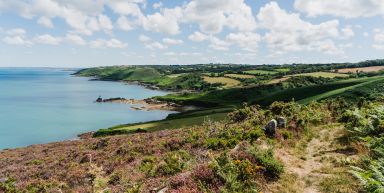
[157,150,191,176]
[138,151,192,177]
[246,147,284,179]
[0,178,19,193]
[199,143,283,193]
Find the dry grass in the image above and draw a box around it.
[203,76,240,88]
[336,66,384,73]
[271,124,361,193]
[267,77,290,84]
[224,74,255,79]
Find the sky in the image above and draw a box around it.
[0,0,383,67]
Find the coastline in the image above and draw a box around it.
[94,97,198,112]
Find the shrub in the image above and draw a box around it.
[210,153,260,192]
[138,156,157,177]
[228,104,263,123]
[281,130,293,140]
[0,178,20,193]
[247,147,284,179]
[125,183,142,193]
[157,150,191,176]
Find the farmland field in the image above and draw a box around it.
[224,74,255,79]
[337,66,384,73]
[203,76,240,87]
[290,72,349,78]
[275,68,290,72]
[268,77,289,84]
[243,70,278,75]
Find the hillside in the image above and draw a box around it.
[2,60,384,192]
[4,98,384,192]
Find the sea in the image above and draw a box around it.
[0,68,174,149]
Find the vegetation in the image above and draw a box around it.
[202,76,240,88]
[3,59,384,192]
[289,71,349,78]
[224,73,255,79]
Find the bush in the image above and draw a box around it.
[0,178,20,193]
[247,147,284,179]
[157,150,191,176]
[138,156,157,177]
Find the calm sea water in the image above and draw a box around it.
[0,68,174,149]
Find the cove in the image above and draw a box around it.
[0,68,174,149]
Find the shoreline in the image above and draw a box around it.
[0,75,193,151]
[95,97,199,112]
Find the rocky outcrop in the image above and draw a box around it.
[277,117,286,128]
[264,119,277,137]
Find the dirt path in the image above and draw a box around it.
[270,125,357,193]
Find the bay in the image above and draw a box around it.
[0,68,174,149]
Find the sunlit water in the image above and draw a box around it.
[0,68,174,149]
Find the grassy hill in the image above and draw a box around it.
[156,76,384,107]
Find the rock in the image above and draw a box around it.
[264,119,277,137]
[93,139,108,150]
[0,178,7,183]
[79,155,90,164]
[96,97,103,102]
[277,117,286,128]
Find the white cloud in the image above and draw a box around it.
[37,16,54,28]
[108,1,144,16]
[341,26,355,39]
[188,31,208,42]
[2,28,32,46]
[153,2,163,9]
[2,36,32,46]
[65,34,86,45]
[116,16,135,31]
[0,0,120,35]
[373,29,384,49]
[138,34,167,50]
[162,38,183,45]
[208,36,230,51]
[142,7,183,35]
[33,34,62,45]
[89,38,127,48]
[226,32,261,52]
[183,0,256,34]
[145,41,167,50]
[6,28,26,36]
[98,14,113,33]
[138,35,151,42]
[294,0,384,18]
[257,2,342,55]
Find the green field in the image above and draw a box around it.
[94,110,229,136]
[275,68,290,73]
[290,72,349,78]
[299,76,384,104]
[157,76,383,107]
[243,70,279,75]
[203,76,241,88]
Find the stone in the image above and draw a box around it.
[93,139,108,150]
[277,116,286,128]
[264,119,277,137]
[96,96,103,102]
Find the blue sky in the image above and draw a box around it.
[0,0,383,67]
